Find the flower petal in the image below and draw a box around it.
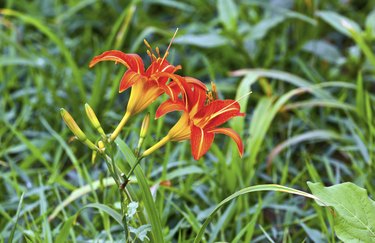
[152,73,190,105]
[167,113,191,141]
[210,127,243,157]
[119,70,144,92]
[196,99,244,128]
[146,58,181,76]
[89,50,145,74]
[190,124,214,160]
[155,99,185,118]
[185,77,207,90]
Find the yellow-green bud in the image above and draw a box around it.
[140,113,150,139]
[98,140,105,152]
[91,150,97,164]
[85,103,106,137]
[136,113,150,155]
[60,108,97,150]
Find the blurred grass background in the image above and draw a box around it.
[1,0,375,242]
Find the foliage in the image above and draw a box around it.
[1,0,375,242]
[308,182,375,242]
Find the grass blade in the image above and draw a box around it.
[8,192,24,243]
[194,184,321,243]
[115,138,164,243]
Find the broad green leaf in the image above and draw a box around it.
[302,40,344,64]
[308,182,375,242]
[175,33,228,48]
[317,11,361,37]
[247,15,285,40]
[217,0,238,31]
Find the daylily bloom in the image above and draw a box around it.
[89,39,181,141]
[142,78,244,160]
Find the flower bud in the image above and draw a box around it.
[140,113,150,139]
[91,150,97,164]
[85,103,106,137]
[136,113,150,155]
[98,140,105,152]
[60,108,97,150]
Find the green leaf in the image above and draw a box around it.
[115,138,164,243]
[55,203,123,243]
[0,9,85,100]
[83,203,123,225]
[48,177,117,221]
[194,184,319,243]
[217,0,238,31]
[174,33,229,48]
[302,40,344,64]
[55,216,76,243]
[365,9,375,37]
[317,11,361,37]
[247,15,285,40]
[8,192,24,243]
[308,182,375,242]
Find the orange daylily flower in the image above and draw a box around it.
[156,78,244,160]
[89,42,181,116]
[89,39,182,141]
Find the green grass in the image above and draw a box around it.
[1,0,375,242]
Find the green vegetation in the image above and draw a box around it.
[1,0,375,242]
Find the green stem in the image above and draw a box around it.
[126,157,142,180]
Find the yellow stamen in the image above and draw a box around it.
[143,39,152,50]
[155,46,160,57]
[159,28,179,68]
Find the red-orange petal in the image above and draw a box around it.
[210,127,244,157]
[145,58,181,76]
[155,99,185,118]
[190,124,215,160]
[119,70,144,92]
[152,73,190,105]
[196,100,244,129]
[185,77,207,90]
[89,50,145,74]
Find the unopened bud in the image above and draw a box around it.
[85,103,106,137]
[136,113,150,154]
[60,108,97,150]
[98,140,105,152]
[140,113,150,139]
[91,150,97,164]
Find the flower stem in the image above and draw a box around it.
[140,135,171,158]
[110,111,131,142]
